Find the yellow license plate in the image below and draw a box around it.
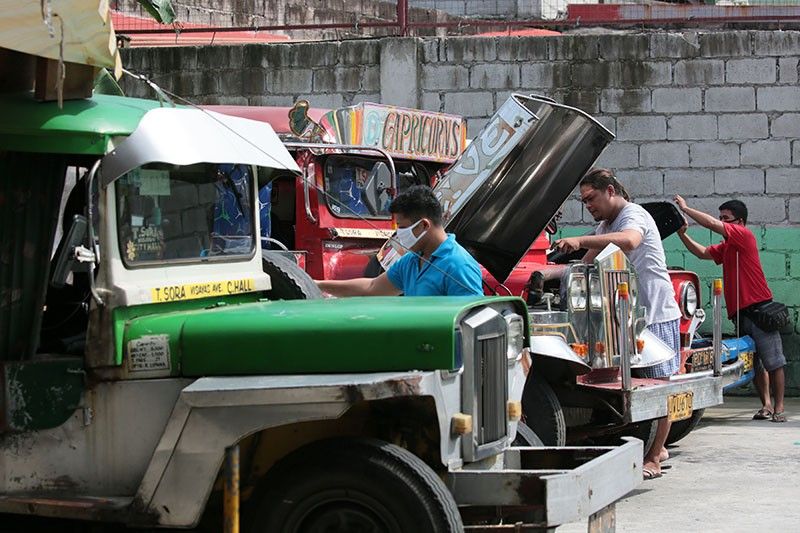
[741,351,754,372]
[668,391,693,422]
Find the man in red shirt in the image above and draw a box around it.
[674,196,786,423]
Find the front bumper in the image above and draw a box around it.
[445,438,642,528]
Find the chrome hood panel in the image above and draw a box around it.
[435,94,614,282]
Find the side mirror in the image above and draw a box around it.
[51,215,89,288]
[363,161,392,215]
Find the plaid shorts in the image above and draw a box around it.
[634,318,681,379]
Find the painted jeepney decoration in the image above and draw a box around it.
[290,100,468,164]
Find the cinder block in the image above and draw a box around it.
[665,169,712,196]
[350,92,381,105]
[725,58,777,84]
[246,95,294,106]
[616,115,666,141]
[779,57,799,84]
[444,91,494,117]
[467,117,490,139]
[667,115,717,140]
[562,90,599,114]
[421,65,469,90]
[746,197,788,223]
[753,31,800,56]
[295,93,344,109]
[673,59,725,85]
[689,142,740,168]
[560,199,585,224]
[616,170,663,198]
[600,89,651,114]
[548,35,599,60]
[217,71,244,96]
[286,43,339,67]
[380,38,419,108]
[741,140,792,166]
[445,37,497,62]
[763,226,798,250]
[790,199,800,223]
[241,69,267,95]
[618,61,672,87]
[699,32,751,57]
[714,169,765,194]
[421,92,441,112]
[766,168,800,194]
[334,67,362,92]
[718,114,768,140]
[598,34,650,60]
[341,40,380,65]
[595,143,638,169]
[312,69,335,93]
[771,113,800,138]
[794,140,800,165]
[704,87,755,112]
[268,69,313,94]
[470,63,520,89]
[653,88,702,113]
[521,62,571,89]
[649,32,701,59]
[421,38,441,63]
[496,37,548,61]
[595,115,616,135]
[362,66,381,92]
[791,252,800,277]
[757,87,800,111]
[640,142,690,168]
[760,251,789,277]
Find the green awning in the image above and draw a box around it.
[0,92,165,155]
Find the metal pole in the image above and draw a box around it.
[712,278,723,377]
[224,444,240,533]
[397,0,408,36]
[618,282,632,392]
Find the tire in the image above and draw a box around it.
[512,421,544,447]
[666,408,705,445]
[261,250,322,300]
[521,376,566,446]
[593,419,658,456]
[248,438,463,533]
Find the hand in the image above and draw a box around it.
[677,220,688,235]
[674,194,688,212]
[553,237,582,253]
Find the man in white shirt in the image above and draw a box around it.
[555,168,682,481]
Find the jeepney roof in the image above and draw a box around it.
[203,105,331,137]
[0,92,163,155]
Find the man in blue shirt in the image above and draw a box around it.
[316,185,483,297]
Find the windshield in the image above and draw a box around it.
[323,155,433,219]
[115,163,255,266]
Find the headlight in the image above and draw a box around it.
[589,274,602,310]
[568,274,587,310]
[504,313,524,360]
[680,281,698,319]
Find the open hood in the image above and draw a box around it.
[435,94,614,283]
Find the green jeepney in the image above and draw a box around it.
[0,86,641,532]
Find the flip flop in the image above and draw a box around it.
[771,411,787,423]
[643,467,662,480]
[753,408,773,420]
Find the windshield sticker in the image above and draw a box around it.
[128,335,171,372]
[128,225,164,262]
[139,169,171,196]
[151,278,256,303]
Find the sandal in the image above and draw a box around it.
[752,408,773,420]
[771,411,787,423]
[643,467,662,480]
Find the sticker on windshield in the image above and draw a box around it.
[151,278,256,303]
[128,335,171,372]
[139,169,171,196]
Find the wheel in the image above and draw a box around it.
[247,438,463,533]
[261,250,322,300]
[521,376,566,446]
[666,408,705,445]
[512,421,544,447]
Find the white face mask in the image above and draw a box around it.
[390,220,427,255]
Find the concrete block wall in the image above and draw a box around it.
[120,30,800,393]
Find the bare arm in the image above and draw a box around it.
[316,272,401,297]
[556,229,643,254]
[674,195,725,236]
[677,224,712,260]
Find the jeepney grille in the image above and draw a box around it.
[604,270,631,359]
[476,334,508,445]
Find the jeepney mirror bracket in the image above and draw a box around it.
[51,215,89,289]
[84,159,105,307]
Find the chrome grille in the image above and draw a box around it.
[476,334,508,445]
[603,269,631,361]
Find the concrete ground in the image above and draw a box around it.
[561,396,800,533]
